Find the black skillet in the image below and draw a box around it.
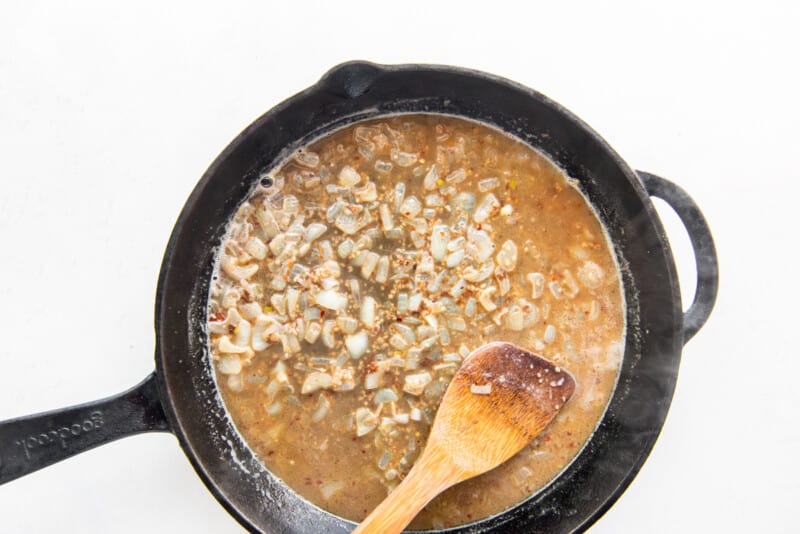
[0,61,718,533]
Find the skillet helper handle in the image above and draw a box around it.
[0,372,169,485]
[638,171,719,344]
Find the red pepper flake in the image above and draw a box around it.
[227,324,236,334]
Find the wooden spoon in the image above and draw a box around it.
[352,341,575,534]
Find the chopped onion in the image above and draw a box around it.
[527,272,545,299]
[355,407,378,436]
[360,296,378,329]
[221,257,258,281]
[373,388,399,404]
[403,372,432,396]
[379,203,394,231]
[218,335,248,354]
[430,225,449,261]
[304,223,327,243]
[337,316,358,334]
[364,372,380,390]
[218,355,242,375]
[314,289,348,311]
[507,305,524,331]
[496,240,519,271]
[321,320,336,348]
[423,165,439,190]
[544,324,556,343]
[338,165,361,186]
[301,372,332,394]
[345,331,368,359]
[478,286,498,311]
[399,196,422,218]
[354,181,378,202]
[578,261,605,288]
[304,321,322,344]
[311,394,331,422]
[474,193,500,223]
[320,480,345,500]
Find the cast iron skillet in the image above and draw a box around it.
[0,61,718,533]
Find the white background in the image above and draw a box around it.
[1,1,797,532]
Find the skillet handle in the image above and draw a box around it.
[638,171,719,344]
[0,372,169,485]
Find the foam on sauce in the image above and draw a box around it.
[207,114,625,529]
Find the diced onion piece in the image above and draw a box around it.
[315,289,348,311]
[373,388,399,404]
[218,355,242,375]
[423,165,439,190]
[474,193,500,223]
[233,318,251,348]
[280,332,301,353]
[478,286,498,311]
[321,320,336,348]
[221,257,258,281]
[445,168,466,184]
[364,372,380,390]
[337,238,354,258]
[446,249,465,268]
[360,296,378,329]
[449,279,467,298]
[410,408,422,421]
[227,374,244,392]
[478,177,500,192]
[218,335,248,354]
[337,316,358,334]
[394,182,406,213]
[238,302,261,321]
[304,321,322,344]
[471,383,492,395]
[338,165,361,186]
[496,240,519,271]
[311,394,331,422]
[527,272,545,299]
[408,293,423,312]
[403,372,432,396]
[467,228,495,263]
[399,196,422,218]
[361,252,380,280]
[507,305,524,331]
[355,407,378,436]
[430,225,449,261]
[286,288,300,319]
[304,223,327,243]
[375,256,390,284]
[549,281,564,299]
[251,315,272,351]
[345,331,368,359]
[301,372,332,394]
[578,261,605,288]
[379,203,394,231]
[544,324,556,343]
[354,181,378,202]
[320,480,345,500]
[245,237,268,260]
[394,413,410,424]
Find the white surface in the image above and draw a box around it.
[0,1,797,532]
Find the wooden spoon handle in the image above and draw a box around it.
[353,446,464,534]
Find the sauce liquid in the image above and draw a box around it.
[209,115,625,529]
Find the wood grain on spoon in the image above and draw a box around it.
[352,341,575,534]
